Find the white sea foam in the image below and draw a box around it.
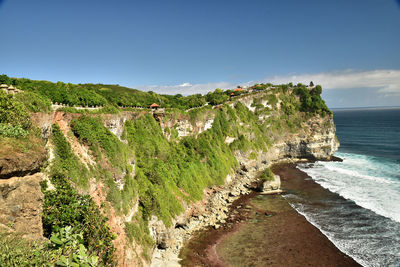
[285,193,400,267]
[298,152,400,223]
[323,165,394,184]
[286,202,369,267]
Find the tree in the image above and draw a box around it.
[0,74,10,84]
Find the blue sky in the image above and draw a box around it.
[1,0,400,107]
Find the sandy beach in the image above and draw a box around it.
[179,163,361,267]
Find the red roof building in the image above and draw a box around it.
[234,88,243,92]
[150,103,160,109]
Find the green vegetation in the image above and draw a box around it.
[205,88,229,105]
[40,123,116,265]
[125,112,238,225]
[0,123,28,138]
[71,116,131,171]
[50,124,90,187]
[0,226,101,266]
[49,226,99,267]
[260,168,274,181]
[41,173,116,265]
[294,84,331,116]
[125,217,155,260]
[0,74,220,110]
[15,91,52,113]
[0,90,31,130]
[0,73,334,264]
[0,233,54,266]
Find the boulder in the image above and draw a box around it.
[260,174,282,194]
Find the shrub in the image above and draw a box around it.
[49,226,99,267]
[70,116,130,170]
[50,124,90,187]
[15,91,51,113]
[0,90,31,129]
[260,168,274,181]
[42,174,116,265]
[0,123,28,138]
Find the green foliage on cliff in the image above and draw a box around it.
[15,91,52,113]
[206,88,230,105]
[51,124,90,187]
[0,73,335,264]
[294,85,331,116]
[0,90,31,130]
[260,168,274,181]
[125,112,237,226]
[41,173,116,265]
[0,123,29,138]
[0,74,211,110]
[0,233,54,266]
[71,116,131,170]
[125,216,155,260]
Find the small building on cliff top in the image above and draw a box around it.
[150,103,160,110]
[1,84,22,95]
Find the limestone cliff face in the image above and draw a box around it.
[269,115,339,161]
[0,89,339,266]
[150,113,339,266]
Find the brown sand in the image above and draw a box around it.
[179,163,361,267]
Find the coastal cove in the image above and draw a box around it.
[176,107,400,267]
[1,1,399,265]
[179,163,360,267]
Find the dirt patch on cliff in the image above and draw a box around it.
[53,112,96,168]
[90,181,143,266]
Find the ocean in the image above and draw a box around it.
[292,107,400,266]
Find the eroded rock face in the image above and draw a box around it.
[0,148,47,179]
[102,113,133,141]
[277,115,339,161]
[0,173,44,239]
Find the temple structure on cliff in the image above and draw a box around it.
[0,84,22,94]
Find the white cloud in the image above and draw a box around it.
[268,69,400,96]
[136,81,236,95]
[134,69,400,96]
[178,82,192,87]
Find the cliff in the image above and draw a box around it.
[0,82,338,266]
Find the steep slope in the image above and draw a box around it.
[0,81,338,266]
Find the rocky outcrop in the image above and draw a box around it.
[272,115,339,161]
[0,146,47,179]
[102,113,135,142]
[0,173,44,239]
[260,174,282,194]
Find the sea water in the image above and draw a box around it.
[294,107,400,266]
